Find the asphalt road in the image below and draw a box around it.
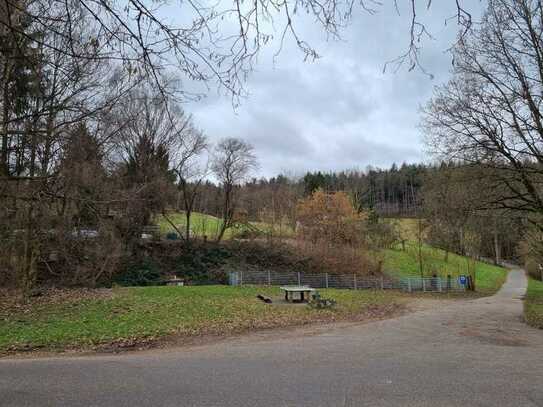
[2,269,542,407]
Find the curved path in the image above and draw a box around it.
[2,270,542,406]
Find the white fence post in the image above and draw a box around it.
[422,278,426,292]
[438,278,442,292]
[297,272,301,286]
[354,274,357,290]
[325,273,329,288]
[268,270,271,285]
[407,278,412,293]
[380,276,384,290]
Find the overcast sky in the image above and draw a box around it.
[187,2,485,178]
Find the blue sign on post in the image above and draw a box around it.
[458,275,467,285]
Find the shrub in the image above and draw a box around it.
[37,224,123,287]
[234,227,262,240]
[114,259,162,286]
[296,189,366,245]
[525,257,543,281]
[295,190,377,275]
[294,240,378,275]
[519,226,543,281]
[174,245,230,283]
[366,221,400,249]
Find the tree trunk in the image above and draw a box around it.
[20,205,38,298]
[418,242,423,278]
[417,218,424,278]
[185,210,191,242]
[493,220,501,266]
[1,61,10,176]
[459,228,465,256]
[216,215,228,242]
[217,184,232,242]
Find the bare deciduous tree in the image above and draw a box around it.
[171,128,208,242]
[211,137,258,241]
[1,0,475,107]
[423,0,543,229]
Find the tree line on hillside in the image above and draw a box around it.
[174,158,523,268]
[196,159,526,278]
[186,164,425,221]
[300,164,425,216]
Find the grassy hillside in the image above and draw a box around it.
[157,212,294,240]
[525,278,543,329]
[156,214,507,295]
[157,212,232,239]
[382,217,507,294]
[383,243,507,294]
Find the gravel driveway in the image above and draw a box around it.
[1,269,542,407]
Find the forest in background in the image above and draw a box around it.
[183,161,520,264]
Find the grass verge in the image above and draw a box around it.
[525,278,543,329]
[0,286,405,354]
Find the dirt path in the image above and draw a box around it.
[1,269,542,407]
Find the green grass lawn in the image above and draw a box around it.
[525,278,543,329]
[383,243,507,295]
[0,286,404,353]
[157,212,294,240]
[157,212,229,238]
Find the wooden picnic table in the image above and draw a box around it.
[280,286,316,303]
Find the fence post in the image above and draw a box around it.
[422,278,426,292]
[381,276,384,290]
[438,278,442,292]
[297,272,301,286]
[325,273,329,289]
[407,278,412,293]
[240,270,243,286]
[354,274,357,290]
[268,270,271,286]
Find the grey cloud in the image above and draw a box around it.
[188,2,486,177]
